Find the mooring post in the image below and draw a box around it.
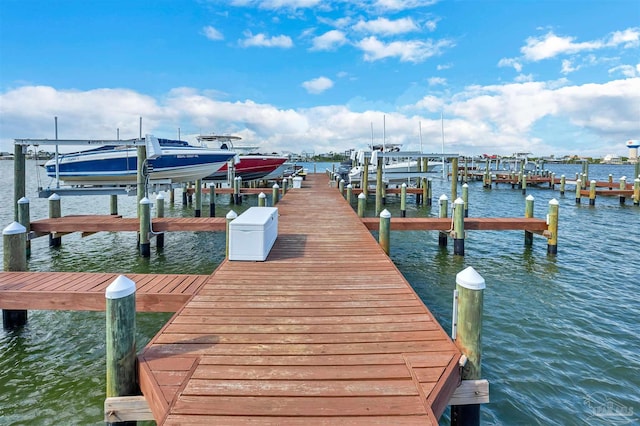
[346,184,353,204]
[379,209,391,255]
[105,275,137,426]
[560,175,566,196]
[549,172,555,190]
[547,199,559,255]
[453,198,465,256]
[400,183,407,217]
[48,193,61,247]
[439,195,449,248]
[156,193,165,249]
[110,194,118,216]
[272,183,280,205]
[521,173,527,195]
[619,177,627,205]
[451,266,485,426]
[582,161,589,183]
[194,179,202,217]
[209,183,216,217]
[451,157,458,200]
[169,187,175,205]
[139,197,151,257]
[182,183,188,206]
[357,192,366,217]
[17,197,31,257]
[417,177,425,206]
[13,143,26,222]
[225,210,237,258]
[339,179,345,196]
[427,178,432,206]
[362,161,369,198]
[233,177,241,205]
[375,156,383,216]
[281,178,288,196]
[575,179,582,204]
[524,195,534,246]
[589,180,597,206]
[2,222,28,329]
[634,178,640,206]
[258,192,266,207]
[608,174,614,190]
[635,162,640,181]
[462,184,469,217]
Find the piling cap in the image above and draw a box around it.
[401,183,407,188]
[226,210,238,219]
[620,176,627,180]
[347,184,352,188]
[456,266,486,290]
[358,193,366,199]
[272,183,279,188]
[380,209,391,218]
[105,275,136,299]
[549,198,559,205]
[48,193,61,201]
[526,195,534,201]
[156,193,165,200]
[18,197,30,204]
[462,183,468,188]
[454,197,464,205]
[258,192,266,198]
[3,221,26,235]
[139,197,151,205]
[439,194,448,201]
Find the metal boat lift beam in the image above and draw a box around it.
[14,138,145,146]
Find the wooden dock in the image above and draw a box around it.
[137,173,462,424]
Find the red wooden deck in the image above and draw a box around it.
[138,174,461,425]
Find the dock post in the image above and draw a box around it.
[139,197,151,257]
[619,177,627,205]
[17,197,31,257]
[272,183,280,205]
[194,179,202,217]
[225,210,237,258]
[439,195,449,248]
[105,275,137,426]
[634,178,640,206]
[282,178,288,196]
[550,172,555,190]
[362,161,369,197]
[427,178,432,206]
[608,174,614,190]
[462,184,469,217]
[525,195,534,246]
[547,199,559,255]
[233,177,240,205]
[521,173,527,195]
[400,183,407,217]
[13,143,26,222]
[156,193,165,249]
[375,156,383,216]
[2,222,28,329]
[136,145,146,217]
[575,179,582,204]
[635,162,640,180]
[451,157,458,200]
[339,179,345,196]
[357,193,366,217]
[418,177,426,206]
[169,187,175,205]
[589,180,597,206]
[182,183,188,206]
[258,192,266,207]
[560,175,566,196]
[346,184,353,204]
[379,209,391,255]
[48,193,62,247]
[451,266,485,426]
[209,184,216,217]
[453,198,465,256]
[110,194,118,215]
[582,161,589,182]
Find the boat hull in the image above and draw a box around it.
[44,146,235,186]
[205,156,288,181]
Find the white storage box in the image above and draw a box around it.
[292,176,303,188]
[229,207,278,261]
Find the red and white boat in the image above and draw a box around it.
[197,135,288,181]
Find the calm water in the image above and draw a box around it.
[0,161,638,425]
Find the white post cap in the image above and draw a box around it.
[456,266,485,290]
[106,275,136,299]
[526,195,534,201]
[48,193,61,201]
[380,209,391,218]
[226,210,238,220]
[18,197,30,204]
[258,192,266,199]
[3,221,26,235]
[139,197,151,205]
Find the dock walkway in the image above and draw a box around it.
[138,173,462,425]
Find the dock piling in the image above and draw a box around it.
[619,177,627,205]
[589,180,597,206]
[258,192,266,207]
[105,275,137,426]
[156,193,165,249]
[48,193,61,247]
[194,179,202,217]
[2,222,28,329]
[575,180,582,204]
[451,266,485,426]
[209,184,216,217]
[110,194,118,216]
[346,184,353,204]
[462,184,469,217]
[547,199,559,255]
[17,197,31,257]
[357,193,366,217]
[272,184,279,205]
[379,209,391,255]
[453,198,465,256]
[634,178,640,206]
[225,210,237,258]
[560,175,566,196]
[439,195,449,248]
[400,183,407,217]
[524,195,534,247]
[139,197,151,257]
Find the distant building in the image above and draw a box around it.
[602,154,623,165]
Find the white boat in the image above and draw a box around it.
[44,137,237,186]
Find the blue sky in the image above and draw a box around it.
[1,0,639,157]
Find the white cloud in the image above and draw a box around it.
[353,17,419,36]
[498,57,522,72]
[302,76,334,94]
[232,0,322,10]
[356,36,454,63]
[608,64,640,78]
[202,25,224,41]
[239,31,293,48]
[428,77,446,86]
[372,0,438,11]
[561,59,579,75]
[310,30,347,51]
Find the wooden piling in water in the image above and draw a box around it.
[258,192,266,207]
[462,184,469,218]
[339,179,345,196]
[48,193,61,247]
[451,266,485,426]
[110,194,118,216]
[362,161,369,198]
[281,178,288,196]
[13,143,26,222]
[521,173,527,195]
[136,146,146,216]
[589,180,597,206]
[453,198,465,256]
[379,209,391,255]
[439,195,448,248]
[619,177,627,205]
[272,183,279,205]
[194,179,202,217]
[560,175,566,195]
[139,197,151,257]
[105,275,137,426]
[547,199,559,255]
[524,195,534,246]
[634,178,640,206]
[17,197,30,257]
[225,210,237,258]
[357,193,366,218]
[451,157,458,200]
[575,180,582,204]
[2,222,28,329]
[209,184,216,217]
[346,184,353,205]
[375,156,383,216]
[156,193,165,249]
[400,183,407,217]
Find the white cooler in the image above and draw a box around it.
[229,207,278,261]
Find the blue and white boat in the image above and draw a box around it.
[44,138,236,186]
